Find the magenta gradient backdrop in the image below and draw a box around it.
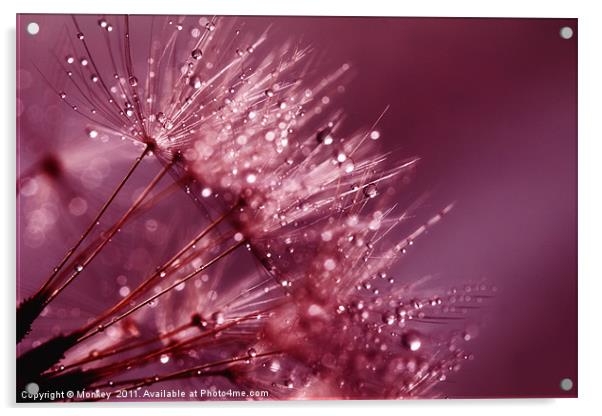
[17,15,577,398]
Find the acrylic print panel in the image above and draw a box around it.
[16,14,577,402]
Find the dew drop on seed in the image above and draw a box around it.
[401,331,422,352]
[363,183,378,199]
[382,312,396,325]
[189,76,202,89]
[191,49,203,60]
[316,127,333,144]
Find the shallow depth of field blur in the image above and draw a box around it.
[17,15,577,398]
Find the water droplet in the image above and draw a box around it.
[401,331,422,352]
[65,55,75,64]
[98,19,108,28]
[211,311,225,325]
[363,183,378,199]
[382,312,396,325]
[90,74,99,83]
[80,58,88,66]
[284,379,294,389]
[247,348,257,358]
[342,159,355,173]
[316,127,333,145]
[324,258,336,271]
[370,130,381,140]
[87,129,98,139]
[189,76,202,89]
[190,27,202,38]
[75,265,84,272]
[128,76,138,87]
[77,32,84,40]
[159,354,170,364]
[59,92,67,99]
[265,89,274,97]
[191,49,203,60]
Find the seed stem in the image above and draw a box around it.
[77,240,245,343]
[45,157,173,305]
[77,206,236,336]
[37,146,149,298]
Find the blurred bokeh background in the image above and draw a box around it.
[17,15,577,398]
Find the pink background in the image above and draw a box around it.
[17,15,577,398]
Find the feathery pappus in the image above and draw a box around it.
[17,14,490,401]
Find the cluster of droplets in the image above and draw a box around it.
[23,15,487,401]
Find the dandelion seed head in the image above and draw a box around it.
[21,14,486,401]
